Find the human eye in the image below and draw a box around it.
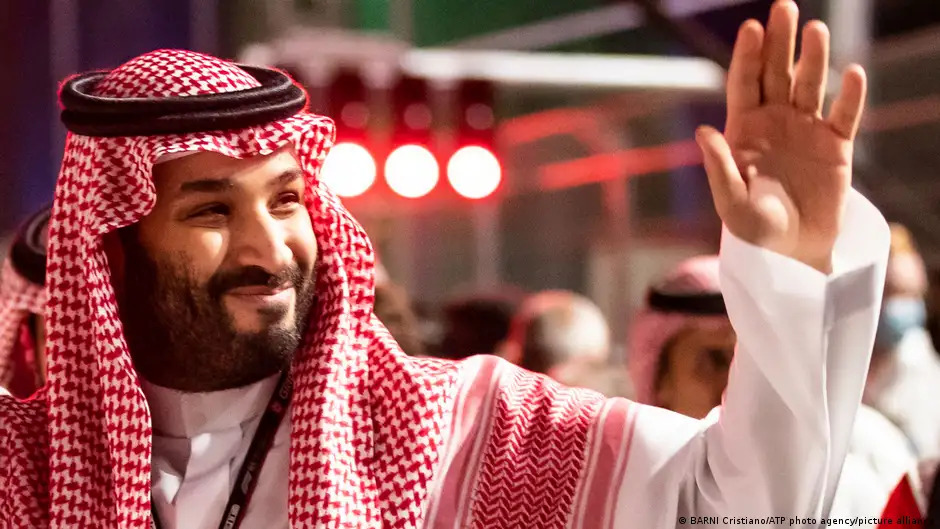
[184,203,230,225]
[271,191,302,215]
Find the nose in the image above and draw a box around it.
[229,204,293,275]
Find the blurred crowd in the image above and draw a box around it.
[4,201,940,526]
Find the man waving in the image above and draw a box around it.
[0,1,887,527]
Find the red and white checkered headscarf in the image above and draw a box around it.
[0,258,47,389]
[0,49,460,528]
[628,255,727,404]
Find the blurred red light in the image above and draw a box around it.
[385,144,439,198]
[447,146,501,199]
[320,142,376,198]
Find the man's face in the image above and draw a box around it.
[655,320,736,420]
[117,148,318,391]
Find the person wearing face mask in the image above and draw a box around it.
[864,224,940,460]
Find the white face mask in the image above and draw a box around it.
[876,297,927,351]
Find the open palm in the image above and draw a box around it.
[697,1,866,273]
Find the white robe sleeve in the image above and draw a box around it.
[611,190,890,528]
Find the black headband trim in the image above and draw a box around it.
[59,65,307,137]
[10,206,51,286]
[647,289,726,315]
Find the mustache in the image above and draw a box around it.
[207,263,307,300]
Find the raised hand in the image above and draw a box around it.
[696,0,866,273]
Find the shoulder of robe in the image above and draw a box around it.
[488,356,608,427]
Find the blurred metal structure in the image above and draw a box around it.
[400,49,724,91]
[244,30,725,93]
[445,0,749,52]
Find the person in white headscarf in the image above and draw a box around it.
[629,255,917,526]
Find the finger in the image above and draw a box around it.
[727,20,765,124]
[826,65,867,140]
[761,0,799,104]
[792,20,829,115]
[696,125,748,213]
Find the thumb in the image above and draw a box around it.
[695,125,747,211]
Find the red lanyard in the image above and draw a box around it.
[151,370,292,529]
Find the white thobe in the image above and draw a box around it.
[144,189,889,529]
[143,374,290,529]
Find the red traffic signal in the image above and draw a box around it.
[447,146,501,199]
[320,69,377,198]
[320,142,377,198]
[317,71,503,201]
[391,75,434,142]
[385,144,439,198]
[328,68,370,135]
[447,79,500,199]
[386,75,439,198]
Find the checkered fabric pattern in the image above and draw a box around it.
[469,370,604,528]
[0,49,610,529]
[0,259,46,388]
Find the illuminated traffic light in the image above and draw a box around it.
[447,79,500,199]
[320,142,376,197]
[448,146,500,199]
[387,75,438,198]
[385,144,438,198]
[315,68,501,202]
[320,68,377,198]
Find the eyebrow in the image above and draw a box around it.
[178,178,234,194]
[270,169,304,189]
[177,169,304,195]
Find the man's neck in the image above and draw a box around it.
[140,372,281,438]
[134,363,285,393]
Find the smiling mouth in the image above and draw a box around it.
[225,285,295,305]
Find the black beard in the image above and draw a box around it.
[117,240,316,392]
